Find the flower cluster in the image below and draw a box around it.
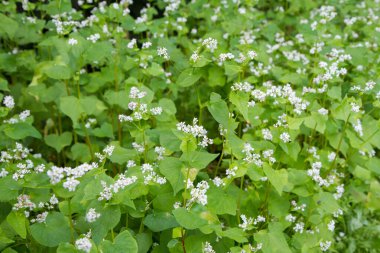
[176,118,213,147]
[98,174,138,201]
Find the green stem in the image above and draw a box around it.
[329,114,351,172]
[236,176,244,224]
[81,118,94,160]
[67,199,75,243]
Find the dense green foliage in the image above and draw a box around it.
[0,0,380,252]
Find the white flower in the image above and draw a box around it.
[75,237,92,253]
[3,95,15,109]
[350,102,360,113]
[63,177,80,192]
[127,160,136,168]
[293,222,304,233]
[327,220,335,231]
[0,168,9,178]
[103,145,115,156]
[285,214,296,222]
[150,107,163,115]
[203,242,215,253]
[119,114,133,122]
[212,177,225,187]
[320,241,332,252]
[68,38,78,45]
[247,50,257,59]
[142,41,152,49]
[318,108,328,115]
[86,208,101,223]
[86,33,100,43]
[188,181,209,206]
[176,118,213,147]
[18,110,30,121]
[173,201,181,209]
[127,39,136,48]
[352,119,363,137]
[202,38,218,52]
[157,47,170,60]
[239,214,253,231]
[280,132,291,143]
[190,52,199,62]
[32,211,48,223]
[262,129,273,140]
[50,194,58,205]
[334,184,344,199]
[226,166,238,178]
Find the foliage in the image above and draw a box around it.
[0,0,379,252]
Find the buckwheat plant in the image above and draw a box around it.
[0,0,379,252]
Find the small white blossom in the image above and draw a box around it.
[280,132,291,143]
[318,108,328,115]
[86,208,101,223]
[327,220,335,231]
[203,242,215,253]
[293,222,304,233]
[3,95,15,109]
[86,33,100,43]
[285,214,296,222]
[226,166,238,178]
[157,47,170,60]
[75,237,92,253]
[212,177,225,187]
[320,241,332,252]
[202,38,218,52]
[68,38,78,45]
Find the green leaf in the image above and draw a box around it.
[57,243,78,253]
[0,14,19,38]
[314,192,340,214]
[71,143,91,162]
[180,151,218,170]
[255,229,292,253]
[84,41,113,63]
[279,142,300,161]
[100,230,138,253]
[80,96,107,116]
[143,212,179,232]
[92,122,114,138]
[45,132,72,153]
[146,62,164,76]
[0,78,9,91]
[4,123,41,140]
[159,98,177,115]
[207,92,230,128]
[332,98,350,122]
[109,144,138,165]
[30,212,71,247]
[229,92,249,122]
[172,208,207,230]
[7,212,26,239]
[177,68,202,87]
[0,177,21,201]
[224,63,242,78]
[91,205,121,244]
[104,90,129,110]
[44,65,71,80]
[208,66,225,87]
[59,96,85,123]
[207,187,237,215]
[220,228,247,243]
[159,157,184,195]
[179,137,197,153]
[136,233,152,253]
[263,164,288,196]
